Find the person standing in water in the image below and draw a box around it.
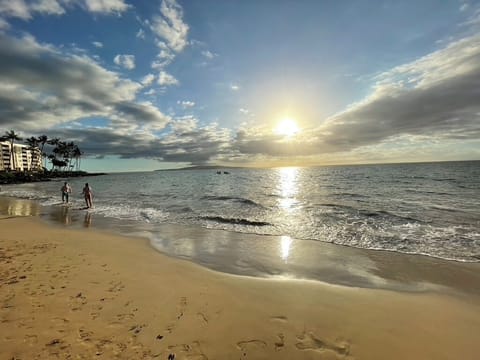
[82,183,93,208]
[61,182,72,204]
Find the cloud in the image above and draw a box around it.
[0,0,35,20]
[92,41,103,48]
[460,2,469,12]
[150,41,176,69]
[0,17,10,30]
[0,33,168,132]
[320,34,480,147]
[144,88,155,96]
[113,54,135,70]
[31,0,65,15]
[136,28,145,39]
[141,73,155,86]
[158,70,178,86]
[0,0,130,20]
[46,119,232,165]
[230,84,239,91]
[151,0,189,52]
[83,0,130,14]
[177,100,195,109]
[201,50,216,59]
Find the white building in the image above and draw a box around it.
[0,141,43,172]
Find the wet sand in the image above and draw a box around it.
[1,214,480,359]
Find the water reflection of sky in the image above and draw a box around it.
[0,197,41,217]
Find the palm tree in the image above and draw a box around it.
[72,145,83,171]
[3,130,22,171]
[25,136,40,171]
[36,135,48,169]
[47,137,61,171]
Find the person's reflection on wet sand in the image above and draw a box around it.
[61,206,71,225]
[84,212,92,227]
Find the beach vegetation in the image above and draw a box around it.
[0,130,95,183]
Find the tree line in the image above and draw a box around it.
[0,130,83,172]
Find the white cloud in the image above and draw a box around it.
[113,54,135,70]
[151,0,189,52]
[230,84,239,91]
[239,108,249,115]
[177,100,195,109]
[84,0,130,14]
[170,115,198,132]
[201,50,216,59]
[141,73,155,86]
[92,41,103,48]
[460,3,469,12]
[158,70,179,86]
[150,40,176,69]
[144,88,156,96]
[0,0,130,20]
[31,0,65,15]
[0,0,32,20]
[136,28,145,39]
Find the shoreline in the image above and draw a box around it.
[1,195,480,296]
[1,216,479,359]
[0,170,107,185]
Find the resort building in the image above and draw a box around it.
[0,141,43,172]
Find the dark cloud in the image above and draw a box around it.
[0,34,168,131]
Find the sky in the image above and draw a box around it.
[0,0,479,172]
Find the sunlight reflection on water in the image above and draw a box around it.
[277,167,298,212]
[280,235,293,262]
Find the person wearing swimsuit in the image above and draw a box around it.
[82,183,93,208]
[61,182,72,203]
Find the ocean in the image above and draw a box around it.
[1,161,479,285]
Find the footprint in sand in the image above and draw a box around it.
[236,339,267,357]
[295,332,352,358]
[177,296,187,319]
[108,280,125,294]
[168,341,208,360]
[275,333,285,351]
[270,315,288,322]
[165,297,188,333]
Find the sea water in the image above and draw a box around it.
[1,161,479,267]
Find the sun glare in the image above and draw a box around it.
[275,118,299,137]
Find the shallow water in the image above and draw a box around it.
[2,161,479,263]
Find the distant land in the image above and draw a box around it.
[155,165,245,171]
[154,159,479,172]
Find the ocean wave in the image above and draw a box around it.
[201,195,264,207]
[201,216,271,226]
[95,204,168,223]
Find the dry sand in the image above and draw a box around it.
[1,216,479,360]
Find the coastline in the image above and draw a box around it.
[1,206,480,358]
[1,195,480,295]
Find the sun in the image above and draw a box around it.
[275,118,299,137]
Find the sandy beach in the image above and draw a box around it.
[1,212,479,360]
